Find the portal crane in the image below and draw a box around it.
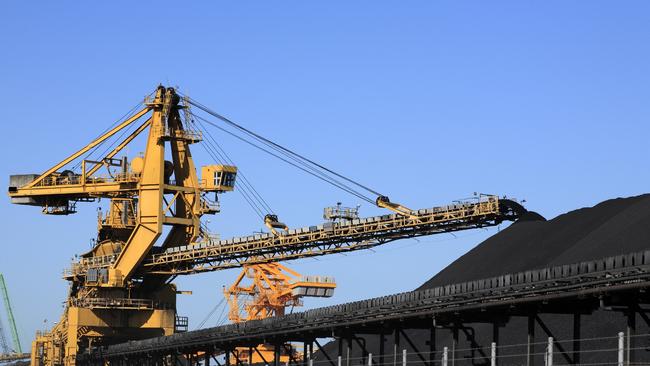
[0,298,9,356]
[224,263,336,364]
[0,274,22,354]
[8,86,526,366]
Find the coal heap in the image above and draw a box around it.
[420,193,650,289]
[317,194,650,364]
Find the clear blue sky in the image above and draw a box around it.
[1,1,649,349]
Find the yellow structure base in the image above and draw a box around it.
[31,306,176,366]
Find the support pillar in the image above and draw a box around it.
[275,343,281,366]
[627,305,636,366]
[492,322,499,365]
[527,315,535,366]
[546,337,553,366]
[346,335,352,366]
[379,331,385,366]
[618,332,625,366]
[428,324,436,366]
[572,313,580,365]
[394,328,401,366]
[451,326,458,366]
[490,343,496,366]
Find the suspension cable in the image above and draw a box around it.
[193,114,375,205]
[180,99,276,218]
[198,141,266,219]
[196,122,269,218]
[72,100,145,172]
[196,297,226,330]
[183,95,384,199]
[194,110,372,203]
[194,118,275,214]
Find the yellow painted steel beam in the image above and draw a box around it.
[85,118,153,178]
[162,217,194,225]
[108,89,167,287]
[160,104,202,249]
[24,107,151,189]
[11,181,138,197]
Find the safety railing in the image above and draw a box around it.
[153,126,203,143]
[71,297,172,310]
[28,172,140,188]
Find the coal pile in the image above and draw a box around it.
[317,194,650,365]
[420,193,650,289]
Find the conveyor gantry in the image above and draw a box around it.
[66,195,523,278]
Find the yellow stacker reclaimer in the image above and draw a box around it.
[8,86,524,366]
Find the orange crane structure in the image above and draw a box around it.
[224,263,336,364]
[7,86,525,366]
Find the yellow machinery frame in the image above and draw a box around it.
[8,86,522,366]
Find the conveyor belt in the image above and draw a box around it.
[68,196,523,278]
[85,249,650,359]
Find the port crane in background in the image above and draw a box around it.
[224,263,336,364]
[0,274,29,363]
[7,86,526,366]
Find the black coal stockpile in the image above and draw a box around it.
[420,193,650,289]
[317,194,650,365]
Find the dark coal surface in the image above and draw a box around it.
[419,194,650,289]
[316,194,650,365]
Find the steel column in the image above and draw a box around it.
[428,324,436,366]
[379,330,385,366]
[527,314,535,366]
[572,313,580,365]
[394,327,400,366]
[627,305,636,366]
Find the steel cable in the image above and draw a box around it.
[192,113,375,204]
[182,94,382,200]
[194,118,275,214]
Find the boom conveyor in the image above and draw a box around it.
[66,195,522,278]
